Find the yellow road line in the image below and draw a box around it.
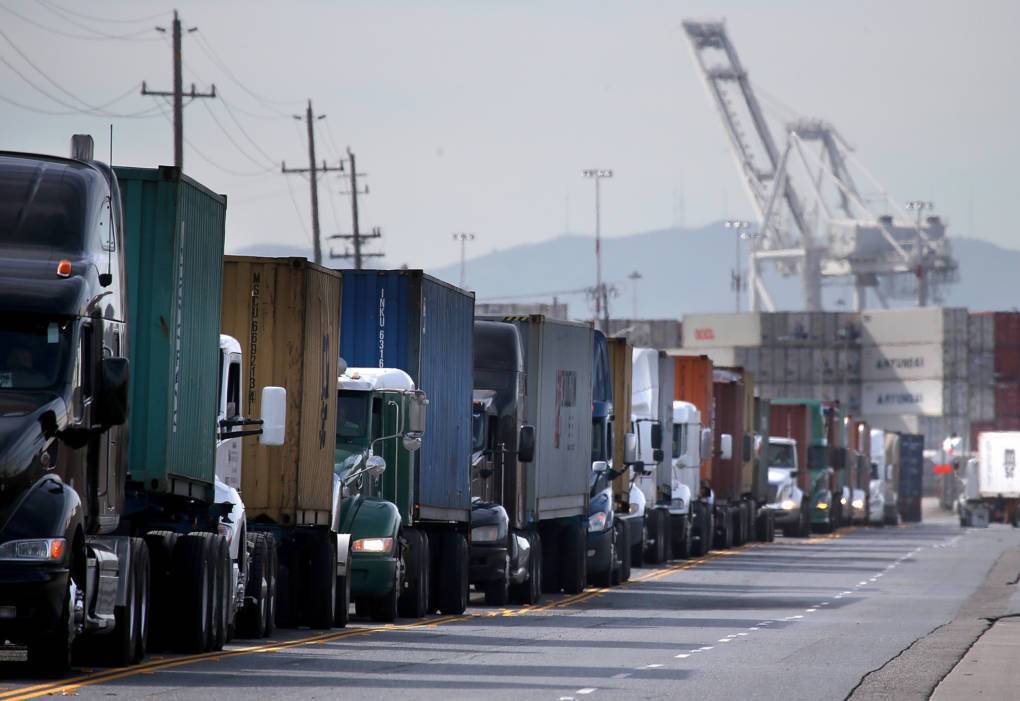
[4,528,865,699]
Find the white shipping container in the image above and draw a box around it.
[682,313,762,348]
[861,342,967,381]
[860,307,968,346]
[861,379,968,416]
[977,432,1020,498]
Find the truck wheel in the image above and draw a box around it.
[98,537,148,666]
[369,572,400,623]
[143,530,178,651]
[510,531,542,604]
[210,535,231,650]
[398,529,430,619]
[589,525,615,588]
[618,522,632,582]
[335,552,352,629]
[630,518,646,568]
[645,511,663,564]
[28,574,73,677]
[672,514,692,560]
[611,522,625,585]
[173,533,215,653]
[438,532,469,615]
[265,536,278,635]
[484,553,512,605]
[660,511,673,561]
[238,533,269,638]
[307,531,337,630]
[560,519,586,595]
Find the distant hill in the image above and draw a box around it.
[232,226,1017,317]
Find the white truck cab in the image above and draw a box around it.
[671,401,705,518]
[765,436,808,537]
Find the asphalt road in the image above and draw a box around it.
[4,507,1018,701]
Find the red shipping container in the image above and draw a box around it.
[994,382,1020,418]
[995,312,1020,348]
[711,369,746,502]
[674,355,715,481]
[995,345,1020,381]
[971,417,1020,451]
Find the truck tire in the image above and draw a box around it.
[368,576,400,623]
[660,511,673,561]
[143,530,179,651]
[645,511,664,564]
[399,529,430,618]
[335,550,352,629]
[629,517,646,568]
[97,537,149,666]
[438,531,469,615]
[265,535,278,635]
[618,521,632,582]
[732,507,746,547]
[173,533,215,653]
[510,530,542,605]
[611,522,625,585]
[589,525,615,588]
[484,553,512,605]
[275,538,296,629]
[307,530,337,630]
[28,573,73,676]
[560,519,586,595]
[238,533,270,638]
[672,514,692,560]
[541,525,561,593]
[210,535,231,650]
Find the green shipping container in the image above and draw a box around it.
[116,166,226,502]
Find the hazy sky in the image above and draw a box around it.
[3,0,1017,270]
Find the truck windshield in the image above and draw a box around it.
[591,417,606,462]
[0,160,88,251]
[472,409,486,452]
[767,442,795,467]
[337,391,370,439]
[0,315,73,390]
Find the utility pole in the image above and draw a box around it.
[452,233,476,288]
[628,270,642,319]
[142,10,216,169]
[724,219,759,313]
[329,148,382,269]
[282,100,342,265]
[583,168,613,331]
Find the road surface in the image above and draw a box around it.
[3,508,1017,700]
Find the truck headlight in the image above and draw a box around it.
[0,538,66,562]
[352,537,393,554]
[780,499,796,511]
[817,502,829,510]
[840,496,848,506]
[588,511,608,532]
[670,498,685,510]
[471,526,501,543]
[852,498,865,510]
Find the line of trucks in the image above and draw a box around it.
[0,140,925,675]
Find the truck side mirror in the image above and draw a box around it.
[517,425,536,463]
[407,390,429,434]
[624,432,638,465]
[259,386,287,446]
[720,434,733,461]
[650,423,663,451]
[96,356,129,426]
[700,428,713,463]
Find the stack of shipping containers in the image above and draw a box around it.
[968,312,1020,447]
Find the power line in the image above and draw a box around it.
[191,32,301,113]
[0,1,160,41]
[35,0,167,25]
[215,95,283,167]
[199,99,275,172]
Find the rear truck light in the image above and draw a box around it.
[351,537,392,554]
[56,259,72,277]
[0,538,67,561]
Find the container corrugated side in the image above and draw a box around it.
[339,270,473,523]
[511,316,593,522]
[860,308,968,346]
[860,342,968,381]
[710,369,745,502]
[977,432,1020,498]
[118,166,225,500]
[608,338,633,502]
[221,257,341,524]
[656,351,676,495]
[673,355,714,481]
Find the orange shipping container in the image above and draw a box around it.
[674,355,715,481]
[608,338,633,504]
[221,256,342,526]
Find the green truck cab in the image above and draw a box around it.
[333,367,428,622]
[770,399,841,533]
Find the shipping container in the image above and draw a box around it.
[977,432,1020,498]
[608,337,633,501]
[711,368,747,502]
[673,354,715,480]
[656,351,677,500]
[968,313,995,353]
[861,379,968,416]
[860,342,967,381]
[682,312,762,348]
[969,385,996,422]
[860,307,968,346]
[971,418,1020,452]
[996,348,1020,383]
[221,256,341,525]
[340,270,474,523]
[995,382,1020,418]
[118,165,226,501]
[898,433,925,522]
[768,402,813,494]
[506,316,594,522]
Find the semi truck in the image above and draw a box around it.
[220,256,348,629]
[958,432,1020,527]
[492,315,594,594]
[764,436,809,537]
[334,366,429,618]
[770,399,837,533]
[845,417,870,524]
[710,367,755,547]
[469,320,539,604]
[631,348,676,564]
[671,399,710,555]
[0,142,283,674]
[672,354,716,556]
[340,270,474,615]
[752,395,776,542]
[897,433,925,523]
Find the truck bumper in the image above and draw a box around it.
[769,508,799,527]
[0,565,68,643]
[586,526,613,575]
[349,555,398,598]
[469,544,509,584]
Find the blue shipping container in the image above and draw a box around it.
[340,270,474,524]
